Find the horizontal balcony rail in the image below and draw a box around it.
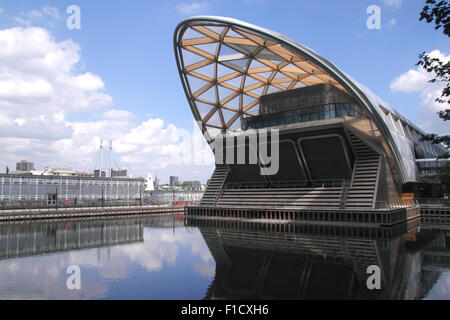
[193,199,418,211]
[415,198,450,207]
[375,200,419,210]
[224,179,347,190]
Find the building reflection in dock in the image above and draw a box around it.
[185,217,450,300]
[0,215,185,260]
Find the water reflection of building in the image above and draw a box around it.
[0,215,184,260]
[186,217,450,299]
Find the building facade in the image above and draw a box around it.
[0,174,145,203]
[174,16,447,211]
[16,161,34,172]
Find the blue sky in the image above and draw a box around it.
[0,0,448,183]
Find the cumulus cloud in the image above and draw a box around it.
[176,2,209,15]
[0,24,214,182]
[390,50,449,135]
[387,18,397,29]
[14,6,61,27]
[381,0,402,8]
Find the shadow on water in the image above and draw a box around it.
[185,216,450,300]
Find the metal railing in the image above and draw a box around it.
[374,200,419,210]
[0,199,200,211]
[415,198,450,207]
[224,179,347,190]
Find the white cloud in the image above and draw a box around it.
[390,50,449,135]
[381,0,402,8]
[176,2,209,15]
[0,25,214,182]
[102,109,135,121]
[387,18,397,29]
[42,6,61,20]
[14,6,61,27]
[0,8,4,15]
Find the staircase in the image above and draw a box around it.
[200,165,229,207]
[345,130,381,209]
[217,186,344,208]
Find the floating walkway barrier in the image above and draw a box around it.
[0,205,185,222]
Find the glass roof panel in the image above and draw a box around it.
[194,63,215,78]
[221,108,237,125]
[186,74,209,92]
[217,63,236,78]
[224,75,243,89]
[248,86,265,96]
[246,103,260,116]
[196,101,215,118]
[227,29,245,38]
[267,85,281,94]
[207,109,222,127]
[181,48,204,66]
[256,48,283,61]
[219,44,241,57]
[218,85,236,102]
[198,86,217,103]
[182,27,205,39]
[243,94,255,107]
[194,42,219,56]
[244,75,260,87]
[224,94,240,110]
[205,25,225,35]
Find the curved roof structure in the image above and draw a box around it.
[173,16,443,183]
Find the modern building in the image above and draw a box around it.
[94,169,107,178]
[174,17,447,216]
[16,161,34,172]
[170,176,179,187]
[111,169,127,177]
[0,173,145,204]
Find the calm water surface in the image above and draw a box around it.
[0,214,449,299]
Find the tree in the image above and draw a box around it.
[417,0,450,158]
[182,181,193,189]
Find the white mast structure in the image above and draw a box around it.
[108,140,112,178]
[98,139,103,177]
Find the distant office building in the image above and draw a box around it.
[111,169,127,177]
[94,170,106,178]
[16,161,34,172]
[170,176,179,187]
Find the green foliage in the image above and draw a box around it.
[417,0,450,159]
[182,181,193,189]
[419,0,450,36]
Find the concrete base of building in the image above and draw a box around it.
[186,205,421,227]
